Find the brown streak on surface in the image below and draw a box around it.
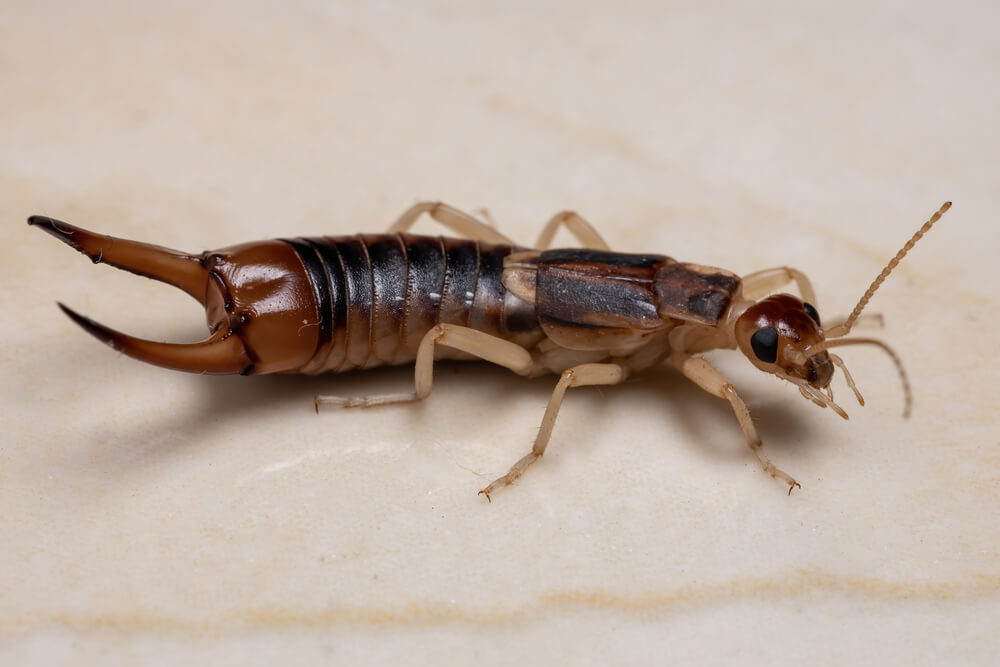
[7,571,998,635]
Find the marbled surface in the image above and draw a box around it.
[2,1,997,664]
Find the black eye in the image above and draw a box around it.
[750,327,779,363]
[803,302,821,326]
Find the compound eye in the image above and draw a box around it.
[750,327,779,363]
[803,301,821,326]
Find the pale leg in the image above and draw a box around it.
[534,211,611,250]
[741,266,817,305]
[742,268,887,331]
[470,207,498,229]
[671,352,801,494]
[479,362,629,500]
[387,201,515,244]
[315,324,535,409]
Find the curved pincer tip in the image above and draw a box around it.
[29,215,210,305]
[57,302,253,375]
[28,216,87,251]
[57,301,126,351]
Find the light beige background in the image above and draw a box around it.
[2,1,997,664]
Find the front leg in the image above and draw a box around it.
[741,266,817,305]
[670,351,801,494]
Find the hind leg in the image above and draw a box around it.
[315,324,535,409]
[387,201,515,244]
[534,210,611,250]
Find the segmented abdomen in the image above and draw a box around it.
[281,234,542,374]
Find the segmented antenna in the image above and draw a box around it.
[826,202,951,339]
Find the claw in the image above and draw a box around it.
[31,216,253,374]
[57,302,252,374]
[32,215,336,376]
[28,216,209,304]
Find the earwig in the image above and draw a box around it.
[29,201,952,498]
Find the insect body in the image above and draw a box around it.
[29,201,951,498]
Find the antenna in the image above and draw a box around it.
[826,201,951,339]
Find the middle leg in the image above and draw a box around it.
[479,361,629,500]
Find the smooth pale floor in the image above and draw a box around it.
[2,2,998,664]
